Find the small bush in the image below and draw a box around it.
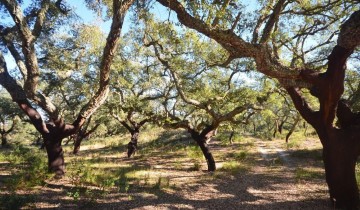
[5,145,49,190]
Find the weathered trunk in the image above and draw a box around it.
[320,129,360,209]
[193,136,216,171]
[127,131,139,158]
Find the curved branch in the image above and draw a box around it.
[74,0,135,129]
[0,0,40,98]
[0,52,48,134]
[259,0,287,44]
[286,87,318,127]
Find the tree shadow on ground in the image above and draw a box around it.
[0,133,333,209]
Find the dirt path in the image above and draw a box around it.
[91,138,332,209]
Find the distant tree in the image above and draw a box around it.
[0,95,22,146]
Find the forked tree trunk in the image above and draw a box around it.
[319,129,360,209]
[127,131,139,158]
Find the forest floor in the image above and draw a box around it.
[0,131,335,209]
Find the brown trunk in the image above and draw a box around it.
[286,115,300,143]
[320,129,360,209]
[43,131,65,177]
[1,133,7,146]
[188,128,216,171]
[195,136,216,171]
[229,130,235,144]
[73,135,82,155]
[44,136,64,177]
[127,131,139,158]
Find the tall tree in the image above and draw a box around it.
[0,0,135,176]
[155,0,360,208]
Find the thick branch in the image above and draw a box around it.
[286,87,318,128]
[156,0,310,83]
[0,52,48,134]
[1,0,40,97]
[259,0,286,44]
[74,0,134,128]
[337,10,360,50]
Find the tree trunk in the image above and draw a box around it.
[1,133,7,146]
[285,115,300,143]
[73,134,82,155]
[229,130,235,144]
[127,131,139,158]
[43,134,65,177]
[194,136,216,171]
[320,129,360,209]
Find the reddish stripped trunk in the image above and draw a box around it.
[318,128,360,209]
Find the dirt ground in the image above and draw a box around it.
[0,136,334,210]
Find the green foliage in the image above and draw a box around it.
[295,168,324,182]
[4,145,49,190]
[186,145,203,159]
[220,161,249,175]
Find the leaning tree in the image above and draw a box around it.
[0,0,135,176]
[155,0,360,208]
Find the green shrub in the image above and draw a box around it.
[4,145,49,190]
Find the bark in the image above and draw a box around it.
[72,135,82,155]
[273,119,278,138]
[321,128,360,209]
